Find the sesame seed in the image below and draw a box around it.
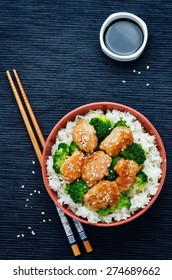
[122,80,126,83]
[68,163,74,171]
[138,71,141,74]
[17,235,20,238]
[146,65,150,69]
[32,160,35,164]
[41,212,45,215]
[146,83,150,87]
[32,171,35,174]
[31,230,35,235]
[21,185,25,188]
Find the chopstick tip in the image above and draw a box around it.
[71,244,81,256]
[83,240,93,253]
[6,70,11,79]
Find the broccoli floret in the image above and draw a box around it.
[89,115,113,143]
[53,143,69,174]
[97,206,114,216]
[113,120,128,128]
[115,193,131,210]
[133,170,148,191]
[106,156,120,181]
[121,142,146,165]
[68,141,80,155]
[65,179,89,203]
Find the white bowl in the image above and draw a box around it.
[100,12,148,62]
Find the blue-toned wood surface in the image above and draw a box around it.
[0,0,171,260]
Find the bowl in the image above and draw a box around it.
[42,102,166,227]
[100,12,148,62]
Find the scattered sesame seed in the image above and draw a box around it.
[32,171,35,174]
[30,193,33,196]
[146,65,150,69]
[43,219,46,223]
[37,191,41,194]
[17,235,20,238]
[26,198,29,201]
[138,71,141,74]
[41,212,45,215]
[146,83,150,87]
[34,190,37,193]
[25,204,28,207]
[21,185,25,188]
[122,80,126,83]
[31,230,35,235]
[133,69,136,73]
[32,160,35,164]
[21,234,24,237]
[48,219,52,222]
[28,226,31,229]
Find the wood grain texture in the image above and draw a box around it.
[0,0,172,260]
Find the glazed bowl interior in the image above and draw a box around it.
[42,102,167,227]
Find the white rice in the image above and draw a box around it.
[46,109,162,224]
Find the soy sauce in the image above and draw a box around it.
[104,19,143,56]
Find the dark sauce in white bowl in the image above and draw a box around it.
[104,19,143,56]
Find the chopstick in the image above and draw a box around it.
[6,70,80,256]
[6,69,93,255]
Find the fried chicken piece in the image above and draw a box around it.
[61,150,84,182]
[114,158,140,177]
[100,126,133,157]
[84,180,119,211]
[114,158,140,192]
[115,175,137,192]
[72,119,98,153]
[82,151,112,187]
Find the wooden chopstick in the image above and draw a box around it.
[6,71,42,165]
[6,70,80,256]
[6,70,93,255]
[12,69,93,254]
[13,69,45,148]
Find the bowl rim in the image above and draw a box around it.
[99,12,148,62]
[42,102,167,227]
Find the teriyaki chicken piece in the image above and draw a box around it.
[72,119,98,153]
[114,158,140,192]
[61,150,85,182]
[84,180,119,211]
[82,151,112,187]
[100,126,133,157]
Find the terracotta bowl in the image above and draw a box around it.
[42,102,167,227]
